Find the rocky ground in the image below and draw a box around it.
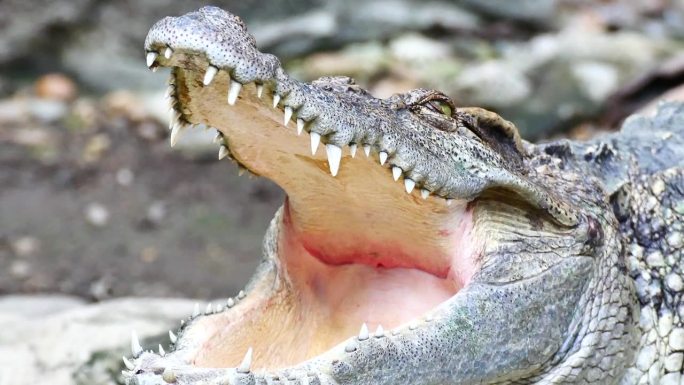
[1,1,684,384]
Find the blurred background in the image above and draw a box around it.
[1,0,683,383]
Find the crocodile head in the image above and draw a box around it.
[127,6,638,385]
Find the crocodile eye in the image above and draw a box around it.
[428,100,452,117]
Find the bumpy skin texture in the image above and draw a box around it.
[129,6,684,385]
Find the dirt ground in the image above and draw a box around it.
[0,92,283,300]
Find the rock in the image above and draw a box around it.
[389,33,451,63]
[0,296,199,385]
[453,61,532,108]
[456,0,558,24]
[84,203,110,227]
[116,168,135,186]
[34,74,78,101]
[11,236,40,257]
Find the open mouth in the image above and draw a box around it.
[161,54,482,372]
[127,6,603,385]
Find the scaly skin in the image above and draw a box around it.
[125,6,684,385]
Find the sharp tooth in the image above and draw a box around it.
[146,52,158,67]
[379,151,388,165]
[131,331,143,357]
[237,347,253,373]
[151,67,158,73]
[297,119,305,135]
[238,167,246,176]
[256,84,264,98]
[218,145,230,160]
[272,94,281,108]
[192,303,200,317]
[169,330,177,343]
[205,303,213,314]
[238,290,246,299]
[358,323,369,341]
[326,144,342,177]
[283,106,293,125]
[404,179,415,194]
[421,189,430,199]
[122,356,135,370]
[227,298,235,308]
[170,123,183,147]
[158,344,166,357]
[446,199,452,206]
[392,166,402,181]
[227,81,242,105]
[375,325,385,338]
[349,144,357,158]
[164,47,173,59]
[310,132,321,155]
[363,145,371,157]
[213,131,223,144]
[203,65,218,86]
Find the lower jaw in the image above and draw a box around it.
[186,202,477,371]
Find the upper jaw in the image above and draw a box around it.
[145,7,532,206]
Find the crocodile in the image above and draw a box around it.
[125,6,684,385]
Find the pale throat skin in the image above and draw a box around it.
[125,6,684,385]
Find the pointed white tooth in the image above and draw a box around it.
[256,84,264,98]
[164,47,173,59]
[379,151,388,165]
[151,67,158,73]
[169,330,177,343]
[358,323,369,341]
[238,290,246,299]
[446,199,452,206]
[392,166,402,181]
[326,144,342,177]
[310,132,321,155]
[205,303,213,314]
[363,145,371,157]
[283,106,293,125]
[218,145,230,160]
[349,144,357,158]
[131,331,143,357]
[421,189,430,199]
[404,179,415,194]
[192,303,200,317]
[122,356,135,370]
[375,325,384,338]
[146,52,158,67]
[158,344,166,357]
[170,123,183,147]
[238,167,246,176]
[237,347,253,373]
[227,81,242,105]
[213,131,222,144]
[272,94,281,108]
[203,65,218,86]
[227,298,235,308]
[296,119,305,135]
